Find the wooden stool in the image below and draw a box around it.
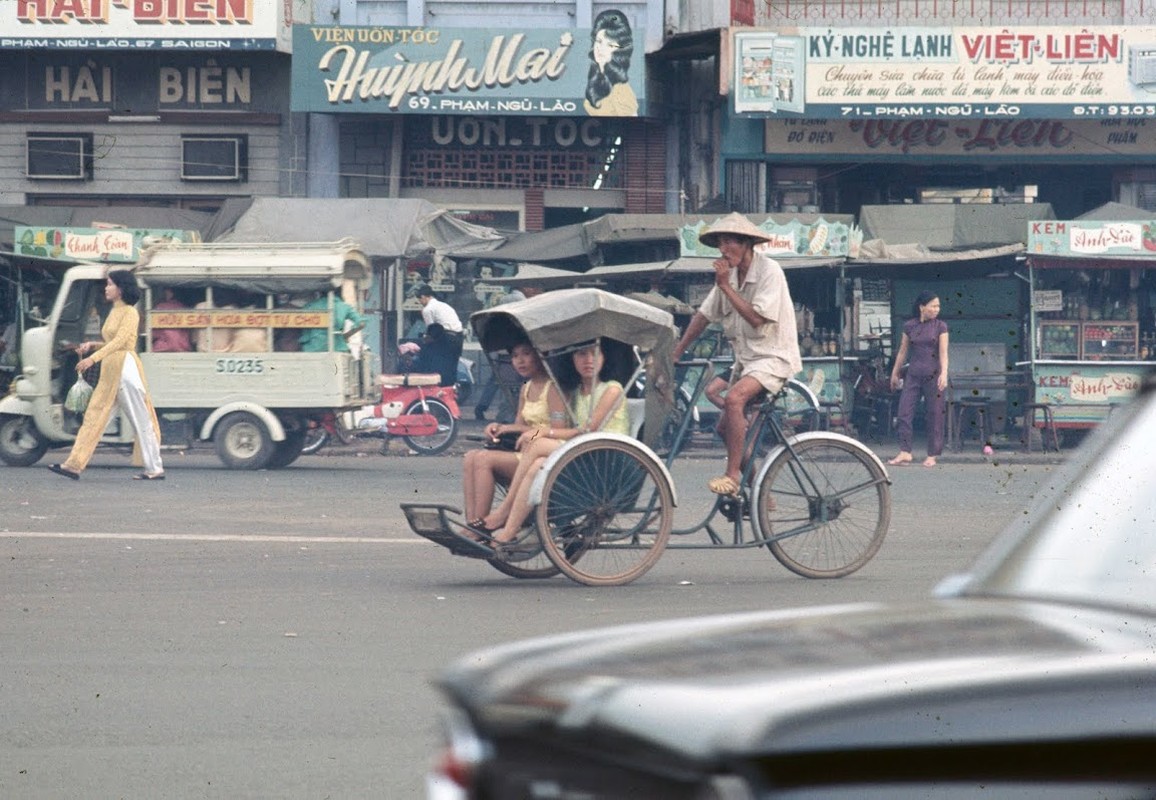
[1022,402,1060,452]
[953,397,992,450]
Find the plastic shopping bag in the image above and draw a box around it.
[64,376,94,414]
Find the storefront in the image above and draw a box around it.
[1025,209,1156,427]
[290,21,666,230]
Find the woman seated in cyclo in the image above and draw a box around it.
[469,339,630,555]
[461,337,566,532]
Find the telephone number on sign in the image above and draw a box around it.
[215,358,264,375]
[1072,105,1156,116]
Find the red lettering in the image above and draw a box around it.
[132,0,251,23]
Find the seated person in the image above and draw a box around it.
[151,287,192,353]
[408,323,457,387]
[473,339,629,551]
[228,291,268,353]
[194,290,235,353]
[298,292,365,353]
[462,338,566,531]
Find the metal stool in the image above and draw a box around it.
[953,397,992,450]
[1021,402,1060,453]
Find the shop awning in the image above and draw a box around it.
[0,204,227,253]
[850,241,1025,265]
[215,198,502,260]
[667,255,844,272]
[475,262,584,288]
[859,203,1055,251]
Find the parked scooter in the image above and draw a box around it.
[302,372,460,456]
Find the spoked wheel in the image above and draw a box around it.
[754,437,890,578]
[534,439,673,586]
[652,387,694,459]
[402,399,457,455]
[486,479,561,580]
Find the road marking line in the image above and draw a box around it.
[0,532,428,544]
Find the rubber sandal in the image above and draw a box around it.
[133,473,166,481]
[707,475,741,497]
[887,455,913,466]
[48,463,80,481]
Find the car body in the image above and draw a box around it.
[429,372,1156,798]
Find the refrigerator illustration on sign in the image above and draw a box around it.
[733,32,805,114]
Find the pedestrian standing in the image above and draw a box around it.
[49,270,165,481]
[888,290,950,468]
[672,213,802,497]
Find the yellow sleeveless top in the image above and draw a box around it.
[520,380,551,427]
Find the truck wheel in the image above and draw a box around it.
[266,428,308,469]
[214,412,275,470]
[0,414,50,467]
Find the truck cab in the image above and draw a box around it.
[0,240,378,470]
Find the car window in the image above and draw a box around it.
[970,390,1156,614]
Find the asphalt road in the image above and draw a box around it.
[0,443,1069,798]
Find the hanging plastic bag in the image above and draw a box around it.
[64,376,94,414]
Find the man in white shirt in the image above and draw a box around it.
[415,284,464,384]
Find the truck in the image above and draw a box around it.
[0,240,378,470]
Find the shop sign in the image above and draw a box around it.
[678,218,863,259]
[763,118,1156,158]
[1032,290,1064,312]
[290,22,647,117]
[735,26,1156,119]
[149,310,329,329]
[0,0,286,51]
[18,53,275,111]
[14,226,199,262]
[1028,219,1156,257]
[1034,364,1144,424]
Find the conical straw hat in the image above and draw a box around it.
[698,212,775,248]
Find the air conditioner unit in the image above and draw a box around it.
[26,135,91,180]
[1128,45,1156,87]
[181,136,246,181]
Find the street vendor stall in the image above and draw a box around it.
[1024,204,1156,429]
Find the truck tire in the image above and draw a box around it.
[0,414,50,467]
[214,411,275,470]
[266,428,308,469]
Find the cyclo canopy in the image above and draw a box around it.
[470,288,678,449]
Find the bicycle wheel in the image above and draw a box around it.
[535,439,673,587]
[402,399,457,455]
[754,436,890,579]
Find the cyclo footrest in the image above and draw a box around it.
[399,503,494,559]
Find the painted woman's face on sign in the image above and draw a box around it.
[592,29,621,69]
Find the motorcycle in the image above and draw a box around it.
[302,372,461,456]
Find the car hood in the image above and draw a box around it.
[439,599,1156,763]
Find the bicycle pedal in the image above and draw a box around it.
[719,496,750,522]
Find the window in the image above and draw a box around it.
[181,135,247,181]
[26,134,93,180]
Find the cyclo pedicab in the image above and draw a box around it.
[401,288,892,587]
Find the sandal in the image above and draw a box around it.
[133,472,166,481]
[707,475,741,497]
[48,463,80,481]
[887,454,913,466]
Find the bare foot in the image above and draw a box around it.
[887,453,913,466]
[923,456,937,467]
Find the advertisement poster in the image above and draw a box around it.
[734,25,1156,119]
[1028,219,1156,257]
[291,17,647,117]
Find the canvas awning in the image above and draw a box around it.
[215,198,503,260]
[476,262,584,288]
